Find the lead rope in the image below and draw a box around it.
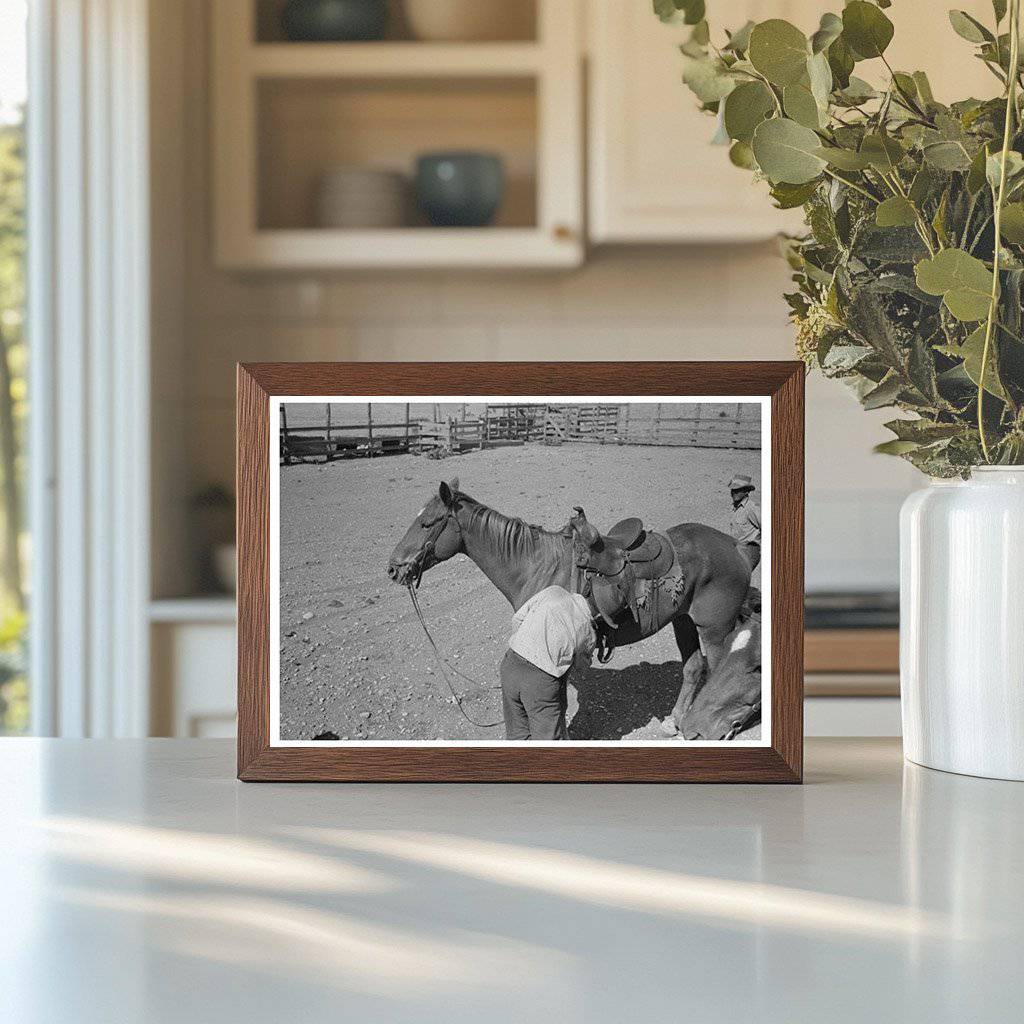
[406,583,504,729]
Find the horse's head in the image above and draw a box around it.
[386,478,464,587]
[682,618,762,741]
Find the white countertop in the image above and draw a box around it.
[1,738,1021,1023]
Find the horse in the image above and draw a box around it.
[676,615,762,740]
[386,478,752,732]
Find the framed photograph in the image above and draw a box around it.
[237,362,804,782]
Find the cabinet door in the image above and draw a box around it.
[589,1,815,243]
[588,1,1003,244]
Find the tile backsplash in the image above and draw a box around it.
[171,247,917,594]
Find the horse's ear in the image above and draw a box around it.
[438,480,454,507]
[449,476,459,495]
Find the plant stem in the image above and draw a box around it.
[979,0,1021,462]
[821,167,879,203]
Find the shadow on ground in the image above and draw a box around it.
[568,661,682,740]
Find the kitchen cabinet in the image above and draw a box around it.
[587,0,999,244]
[212,0,584,269]
[588,1,812,243]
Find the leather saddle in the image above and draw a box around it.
[570,506,678,630]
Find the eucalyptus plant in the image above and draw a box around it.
[660,0,1024,475]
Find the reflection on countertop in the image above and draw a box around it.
[1,738,1022,1023]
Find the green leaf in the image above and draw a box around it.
[681,55,737,103]
[748,19,810,87]
[815,146,872,170]
[932,190,951,247]
[948,10,993,44]
[909,165,936,205]
[723,81,775,143]
[728,140,758,170]
[885,418,963,443]
[770,179,820,209]
[689,20,710,46]
[654,0,705,25]
[912,71,935,105]
[915,249,994,321]
[1001,202,1024,242]
[959,324,1007,398]
[892,72,919,102]
[827,35,855,89]
[807,51,833,110]
[862,374,902,410]
[724,20,755,53]
[967,143,993,193]
[994,0,1008,24]
[752,117,827,184]
[783,83,822,128]
[653,0,676,23]
[836,75,877,104]
[875,196,918,228]
[874,439,921,456]
[986,150,1024,190]
[842,1,894,60]
[923,141,973,171]
[860,133,905,173]
[810,12,843,54]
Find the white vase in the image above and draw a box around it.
[900,467,1024,781]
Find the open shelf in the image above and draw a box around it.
[257,76,537,232]
[213,0,581,268]
[254,0,538,45]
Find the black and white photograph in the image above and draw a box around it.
[270,397,770,746]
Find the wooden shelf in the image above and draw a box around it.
[804,629,900,675]
[249,42,544,79]
[218,227,579,270]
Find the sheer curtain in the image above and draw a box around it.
[28,0,150,736]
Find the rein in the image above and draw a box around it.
[403,505,503,729]
[406,584,503,729]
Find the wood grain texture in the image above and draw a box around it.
[804,629,899,674]
[236,362,805,783]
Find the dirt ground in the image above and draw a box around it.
[278,441,762,742]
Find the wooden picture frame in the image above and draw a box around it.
[238,362,804,782]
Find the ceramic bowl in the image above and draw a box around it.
[403,0,534,42]
[415,152,505,228]
[314,168,409,228]
[281,0,388,42]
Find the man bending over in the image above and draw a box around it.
[500,585,596,740]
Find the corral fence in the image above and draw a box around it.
[280,401,760,463]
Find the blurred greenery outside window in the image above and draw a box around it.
[0,1,28,734]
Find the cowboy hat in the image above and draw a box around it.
[728,475,755,493]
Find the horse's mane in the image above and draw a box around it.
[455,490,570,557]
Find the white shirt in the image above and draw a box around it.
[509,586,596,678]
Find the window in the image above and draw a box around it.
[0,0,28,734]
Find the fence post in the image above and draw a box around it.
[367,402,374,458]
[405,403,410,449]
[281,404,290,464]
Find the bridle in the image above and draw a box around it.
[400,506,463,588]
[722,700,762,741]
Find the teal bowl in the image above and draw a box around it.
[415,152,505,228]
[281,0,388,42]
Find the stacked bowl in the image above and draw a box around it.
[314,167,409,229]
